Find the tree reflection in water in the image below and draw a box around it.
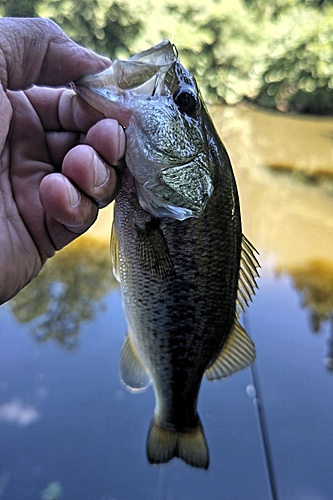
[9,236,118,349]
[288,259,333,370]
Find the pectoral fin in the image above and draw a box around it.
[120,333,151,393]
[205,320,255,380]
[136,219,175,280]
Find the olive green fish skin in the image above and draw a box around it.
[114,112,242,431]
[74,40,256,468]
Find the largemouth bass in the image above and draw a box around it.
[75,40,259,470]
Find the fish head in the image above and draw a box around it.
[75,40,214,220]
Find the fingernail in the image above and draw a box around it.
[99,56,112,68]
[117,124,126,161]
[70,186,81,208]
[94,156,109,188]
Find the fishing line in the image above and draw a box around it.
[243,313,279,500]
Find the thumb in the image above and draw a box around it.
[0,17,111,90]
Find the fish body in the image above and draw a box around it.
[75,41,259,469]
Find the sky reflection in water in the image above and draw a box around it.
[1,107,333,499]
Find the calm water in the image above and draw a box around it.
[1,107,333,500]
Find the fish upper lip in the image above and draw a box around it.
[74,81,133,128]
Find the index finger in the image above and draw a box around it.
[0,18,111,90]
[24,86,105,133]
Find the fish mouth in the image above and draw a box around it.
[74,41,214,220]
[74,40,179,127]
[136,158,214,221]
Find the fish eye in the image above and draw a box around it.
[173,88,197,116]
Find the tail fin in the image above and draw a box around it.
[146,417,209,470]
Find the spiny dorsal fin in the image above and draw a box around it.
[236,235,260,314]
[110,219,120,282]
[120,333,151,393]
[205,319,255,380]
[146,415,209,469]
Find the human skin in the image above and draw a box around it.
[0,17,126,303]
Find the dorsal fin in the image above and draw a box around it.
[110,219,120,282]
[236,235,260,314]
[120,333,151,393]
[205,319,255,380]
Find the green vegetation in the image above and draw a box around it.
[9,238,118,348]
[1,0,332,112]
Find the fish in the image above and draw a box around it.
[74,40,259,470]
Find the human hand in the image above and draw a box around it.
[0,17,125,303]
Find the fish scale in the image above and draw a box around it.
[75,40,259,469]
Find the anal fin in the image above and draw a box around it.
[120,333,151,393]
[205,319,255,380]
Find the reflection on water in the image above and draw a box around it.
[9,236,118,349]
[2,106,333,498]
[285,259,333,370]
[8,106,333,359]
[40,482,62,500]
[211,106,333,341]
[287,259,333,333]
[0,397,40,426]
[212,106,333,268]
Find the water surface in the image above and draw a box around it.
[1,107,333,500]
